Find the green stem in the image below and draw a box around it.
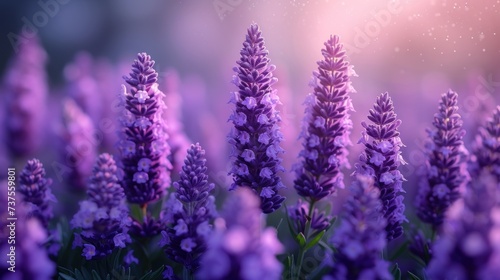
[295,200,317,280]
[141,204,148,222]
[183,267,193,280]
[430,225,437,242]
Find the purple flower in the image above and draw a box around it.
[325,176,391,280]
[288,199,331,237]
[63,52,101,127]
[0,180,55,279]
[162,143,216,271]
[415,90,469,228]
[354,92,407,241]
[294,35,355,201]
[469,106,500,181]
[124,250,139,267]
[18,158,55,228]
[71,153,131,259]
[227,24,285,214]
[427,171,498,280]
[60,98,98,190]
[197,188,283,280]
[158,70,192,176]
[118,52,172,206]
[2,36,48,158]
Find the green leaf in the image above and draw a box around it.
[296,232,307,248]
[91,270,103,280]
[58,273,76,280]
[129,204,144,221]
[391,263,401,280]
[305,230,325,250]
[389,240,409,261]
[318,240,335,252]
[408,271,422,280]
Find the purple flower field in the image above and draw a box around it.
[0,1,499,280]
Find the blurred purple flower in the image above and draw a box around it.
[325,176,391,280]
[197,188,283,280]
[469,106,500,181]
[415,90,469,228]
[159,70,192,176]
[0,180,55,279]
[60,98,98,190]
[427,171,498,280]
[18,158,56,228]
[64,52,101,126]
[2,35,48,158]
[71,153,131,259]
[227,24,285,214]
[117,52,172,206]
[354,92,407,241]
[294,35,355,201]
[161,143,216,271]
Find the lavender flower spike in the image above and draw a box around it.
[228,24,285,213]
[324,176,391,280]
[469,106,500,181]
[415,90,469,228]
[118,53,172,206]
[3,35,48,157]
[161,143,217,271]
[1,181,55,279]
[427,171,498,280]
[355,92,407,241]
[294,35,355,201]
[19,158,56,228]
[197,188,284,280]
[71,153,131,260]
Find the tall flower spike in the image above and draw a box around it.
[0,180,55,279]
[427,171,498,280]
[469,106,500,181]
[324,176,391,280]
[118,53,171,206]
[228,24,285,213]
[294,35,355,201]
[18,158,56,228]
[415,90,469,228]
[3,35,48,157]
[197,188,284,280]
[71,153,131,260]
[61,98,98,190]
[161,143,217,271]
[354,92,407,241]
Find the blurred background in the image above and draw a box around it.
[0,0,499,216]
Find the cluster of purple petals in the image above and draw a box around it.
[325,176,391,280]
[71,153,131,260]
[294,35,355,201]
[197,188,283,280]
[160,143,216,270]
[469,106,500,181]
[355,92,407,241]
[427,171,498,280]
[227,24,285,214]
[288,199,331,236]
[117,52,172,206]
[0,180,55,280]
[61,98,98,190]
[415,90,469,228]
[3,36,47,158]
[18,158,56,228]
